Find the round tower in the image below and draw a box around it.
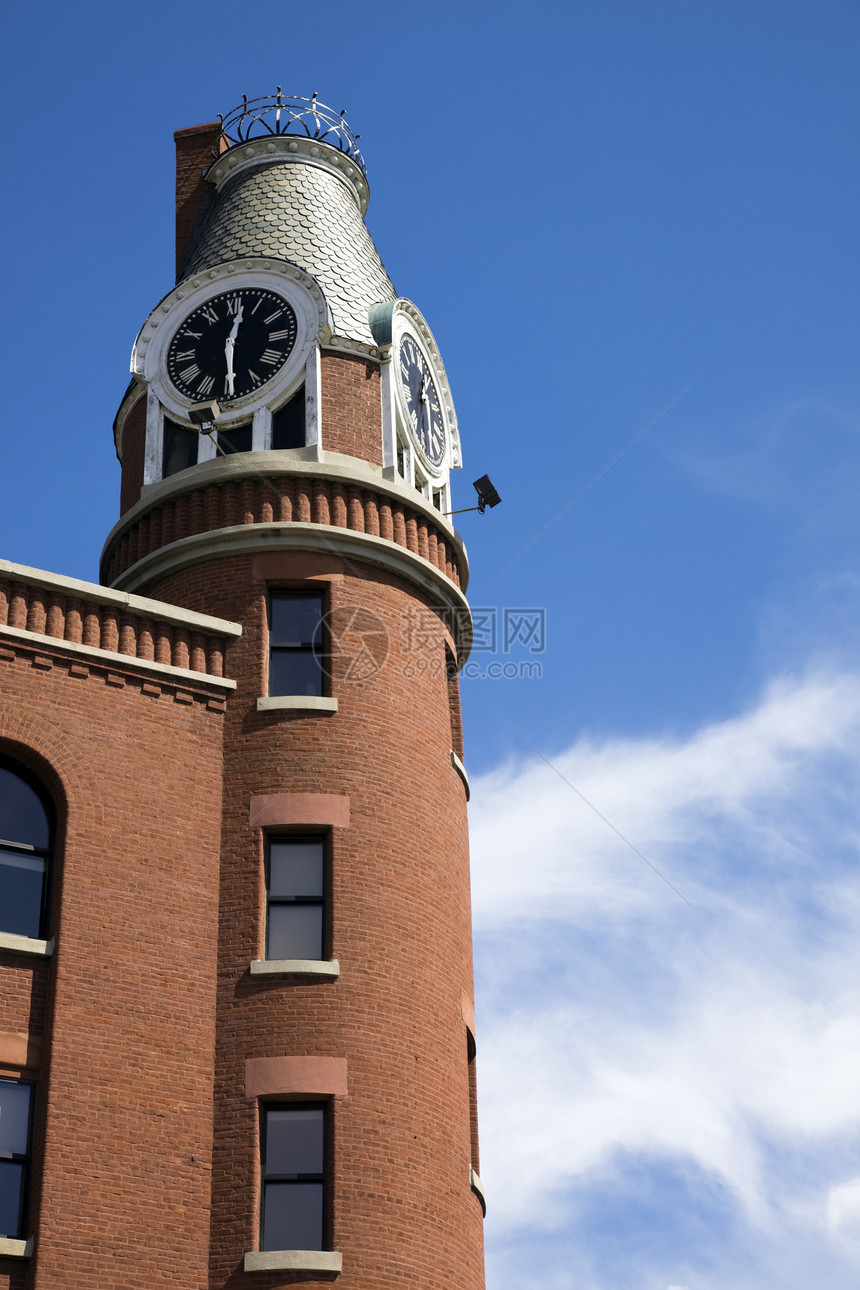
[102,94,485,1289]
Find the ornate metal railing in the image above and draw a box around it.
[219,90,366,176]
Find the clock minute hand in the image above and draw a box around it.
[224,303,244,398]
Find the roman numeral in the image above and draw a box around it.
[180,330,202,340]
[250,297,263,314]
[175,349,195,361]
[248,370,261,385]
[197,375,215,397]
[269,328,293,341]
[264,309,284,324]
[180,364,201,383]
[260,349,281,366]
[200,306,218,324]
[225,295,242,315]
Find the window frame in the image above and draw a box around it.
[215,421,254,456]
[259,1101,328,1253]
[264,834,327,963]
[0,1077,35,1242]
[0,754,54,944]
[267,589,327,699]
[161,416,200,478]
[271,386,307,450]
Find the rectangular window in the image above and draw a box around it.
[261,1103,326,1252]
[0,758,52,941]
[0,848,48,940]
[269,592,324,697]
[266,837,325,961]
[217,423,253,455]
[162,418,198,478]
[272,388,306,450]
[0,1079,34,1240]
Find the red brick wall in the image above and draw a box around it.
[0,653,226,1290]
[149,552,484,1290]
[320,352,384,465]
[118,395,146,516]
[175,122,227,281]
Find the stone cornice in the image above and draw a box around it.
[109,522,473,663]
[0,559,241,638]
[102,448,470,591]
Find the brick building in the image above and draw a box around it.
[0,93,485,1289]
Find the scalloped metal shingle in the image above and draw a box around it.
[182,162,396,346]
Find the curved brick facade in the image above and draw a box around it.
[103,469,463,591]
[147,553,483,1288]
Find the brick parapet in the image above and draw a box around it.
[0,559,240,687]
[101,471,465,592]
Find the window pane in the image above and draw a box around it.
[0,850,46,939]
[0,1161,25,1239]
[270,596,322,648]
[0,1081,32,1157]
[267,904,323,960]
[265,1107,324,1176]
[262,1181,323,1251]
[272,389,306,450]
[218,423,253,455]
[269,650,323,698]
[163,419,198,477]
[269,841,324,899]
[0,767,49,849]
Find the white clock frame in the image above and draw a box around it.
[131,258,332,484]
[372,299,462,508]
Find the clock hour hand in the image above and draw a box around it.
[224,303,244,398]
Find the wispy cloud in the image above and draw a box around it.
[471,670,860,1288]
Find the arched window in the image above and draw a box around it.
[0,756,53,942]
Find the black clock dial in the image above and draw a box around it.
[167,288,298,402]
[398,334,445,468]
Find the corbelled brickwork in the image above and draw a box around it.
[102,470,462,590]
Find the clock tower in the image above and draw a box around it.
[100,92,485,1288]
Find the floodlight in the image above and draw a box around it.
[188,400,221,427]
[444,473,502,518]
[473,475,501,513]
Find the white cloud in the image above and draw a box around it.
[471,670,860,1286]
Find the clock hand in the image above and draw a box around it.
[224,304,244,398]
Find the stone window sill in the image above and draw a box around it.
[250,958,340,979]
[0,932,54,958]
[470,1166,486,1215]
[0,1236,34,1259]
[244,1249,342,1274]
[451,750,470,800]
[257,695,338,714]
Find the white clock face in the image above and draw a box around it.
[166,288,298,403]
[398,333,445,468]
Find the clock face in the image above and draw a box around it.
[398,333,445,469]
[166,288,298,403]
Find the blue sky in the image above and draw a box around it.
[3,2,860,1286]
